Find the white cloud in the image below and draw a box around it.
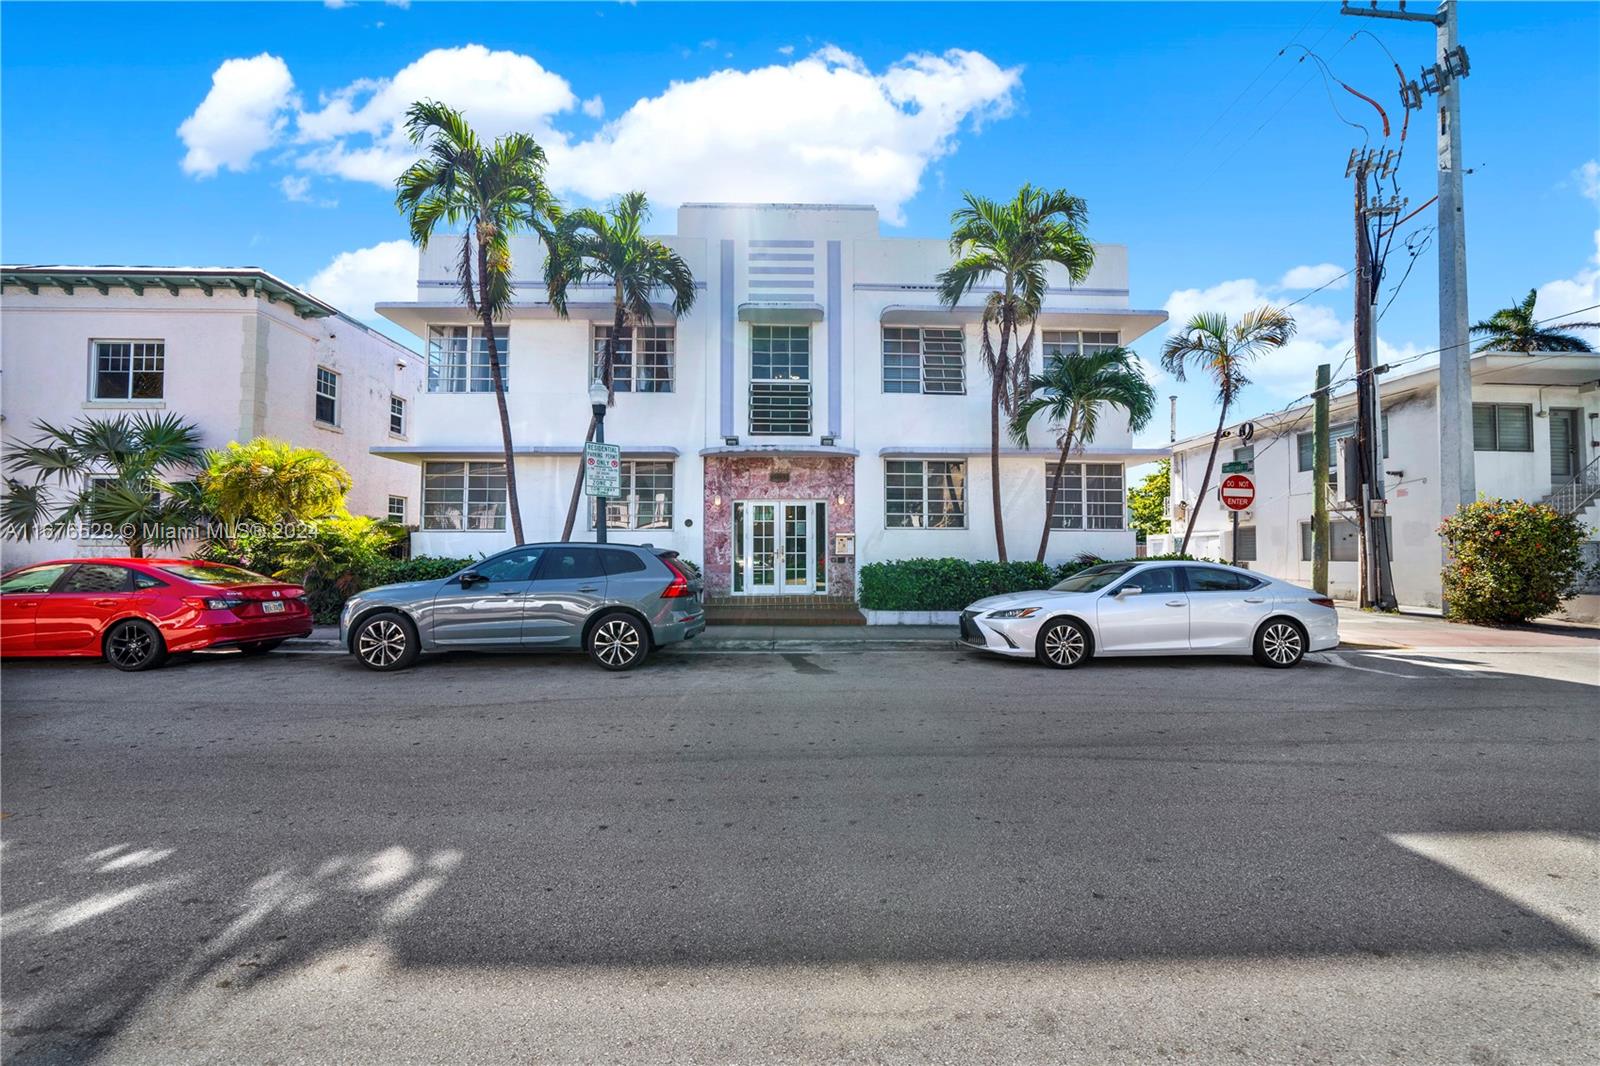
[1278,263,1349,291]
[304,239,417,319]
[279,174,337,207]
[181,44,1020,227]
[323,0,352,8]
[178,54,297,177]
[1576,161,1600,202]
[777,45,795,56]
[554,47,1020,224]
[1536,229,1600,333]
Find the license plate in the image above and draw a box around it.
[261,601,285,614]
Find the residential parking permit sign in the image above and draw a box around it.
[583,442,621,497]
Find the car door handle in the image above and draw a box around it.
[93,599,119,607]
[495,590,518,597]
[1165,600,1186,607]
[1244,597,1266,603]
[577,585,600,593]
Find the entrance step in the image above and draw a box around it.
[703,595,866,626]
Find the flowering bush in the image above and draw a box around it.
[1438,498,1592,624]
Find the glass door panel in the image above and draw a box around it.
[749,503,777,592]
[783,504,811,590]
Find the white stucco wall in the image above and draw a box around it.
[0,280,424,568]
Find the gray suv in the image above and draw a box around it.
[340,543,705,672]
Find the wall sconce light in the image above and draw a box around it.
[836,495,846,506]
[712,495,722,508]
[723,436,739,446]
[821,435,836,446]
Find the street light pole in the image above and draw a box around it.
[588,377,609,545]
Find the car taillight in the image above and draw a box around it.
[660,557,692,599]
[189,597,245,611]
[1309,597,1336,609]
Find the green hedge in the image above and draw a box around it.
[367,556,475,587]
[859,554,1200,611]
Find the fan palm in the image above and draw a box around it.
[937,185,1096,561]
[394,100,559,544]
[1011,346,1157,562]
[543,191,697,540]
[201,438,352,524]
[1159,306,1296,554]
[1471,289,1598,353]
[1,412,206,557]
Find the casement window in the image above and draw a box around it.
[422,461,507,530]
[885,459,967,528]
[1300,517,1393,561]
[426,325,509,393]
[882,327,965,394]
[92,341,165,400]
[749,325,811,435]
[589,459,674,530]
[1041,330,1121,359]
[1472,403,1533,452]
[387,495,407,523]
[593,325,675,393]
[1045,462,1125,530]
[315,367,339,426]
[389,396,407,436]
[1296,416,1389,473]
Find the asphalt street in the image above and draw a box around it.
[2,640,1597,1065]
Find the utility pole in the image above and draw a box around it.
[1343,0,1474,599]
[1348,147,1400,610]
[1312,363,1331,596]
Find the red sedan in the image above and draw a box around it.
[0,558,313,671]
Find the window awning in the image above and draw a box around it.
[879,445,1170,463]
[736,302,825,325]
[371,443,680,462]
[878,305,1170,342]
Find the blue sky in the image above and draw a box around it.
[3,1,1597,444]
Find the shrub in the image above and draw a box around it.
[858,553,1201,612]
[1439,498,1593,624]
[368,556,474,587]
[270,514,406,623]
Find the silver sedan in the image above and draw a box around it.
[959,560,1339,669]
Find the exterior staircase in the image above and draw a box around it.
[703,594,866,626]
[1541,453,1600,533]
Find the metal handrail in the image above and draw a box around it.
[1547,451,1600,515]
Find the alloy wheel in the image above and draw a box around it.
[107,622,156,669]
[1261,622,1303,665]
[358,619,408,668]
[592,619,641,668]
[1043,623,1086,667]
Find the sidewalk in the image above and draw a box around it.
[290,610,1600,655]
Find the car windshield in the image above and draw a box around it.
[155,562,269,586]
[1050,562,1138,593]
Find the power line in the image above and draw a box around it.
[1180,5,1324,159]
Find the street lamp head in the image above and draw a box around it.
[588,376,608,414]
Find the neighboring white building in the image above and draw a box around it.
[1,266,425,567]
[374,202,1169,600]
[1149,352,1600,620]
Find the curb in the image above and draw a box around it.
[281,637,958,655]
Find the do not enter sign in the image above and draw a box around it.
[1220,473,1255,511]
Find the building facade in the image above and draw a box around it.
[374,203,1170,598]
[1149,352,1600,619]
[1,266,425,567]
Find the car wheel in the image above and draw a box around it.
[588,611,648,671]
[1254,619,1306,668]
[104,619,167,672]
[237,639,284,656]
[1036,618,1090,669]
[353,612,419,671]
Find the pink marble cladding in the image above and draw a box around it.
[702,455,856,597]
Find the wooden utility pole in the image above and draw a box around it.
[1349,148,1400,610]
[1312,363,1331,596]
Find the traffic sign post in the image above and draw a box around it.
[1219,474,1255,567]
[583,442,621,498]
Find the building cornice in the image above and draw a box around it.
[0,265,338,319]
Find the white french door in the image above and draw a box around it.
[736,500,824,595]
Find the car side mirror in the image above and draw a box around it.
[1115,586,1142,598]
[460,571,485,588]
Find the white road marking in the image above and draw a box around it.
[1313,652,1424,678]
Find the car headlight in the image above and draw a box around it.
[986,607,1040,619]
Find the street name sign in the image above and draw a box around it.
[1221,460,1254,474]
[583,442,621,497]
[1220,474,1255,511]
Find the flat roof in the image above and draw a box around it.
[2,265,338,320]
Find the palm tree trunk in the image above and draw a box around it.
[990,313,1013,563]
[1179,400,1230,556]
[476,237,524,545]
[1036,411,1079,563]
[560,299,626,539]
[559,417,598,541]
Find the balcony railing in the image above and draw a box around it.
[749,381,812,436]
[1546,452,1600,516]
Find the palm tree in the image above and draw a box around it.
[936,185,1096,562]
[1011,346,1157,562]
[543,191,697,540]
[1,412,206,557]
[202,438,352,524]
[1471,289,1599,353]
[394,100,559,545]
[1159,307,1296,555]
